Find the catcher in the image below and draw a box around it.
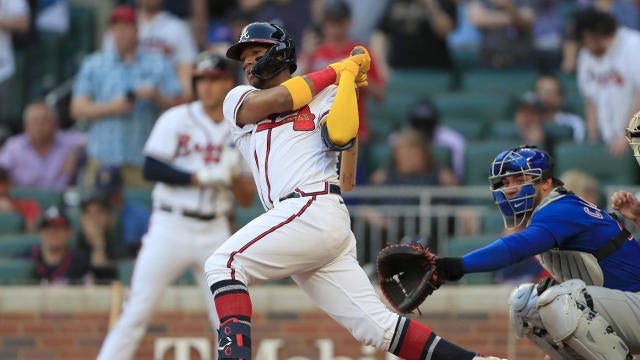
[378,145,640,360]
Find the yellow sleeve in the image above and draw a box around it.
[324,72,359,147]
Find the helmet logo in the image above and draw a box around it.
[240,27,250,42]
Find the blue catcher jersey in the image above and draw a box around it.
[529,193,640,291]
[464,191,640,292]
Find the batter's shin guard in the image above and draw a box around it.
[218,318,251,359]
[389,317,476,360]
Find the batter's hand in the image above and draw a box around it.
[327,46,371,87]
[610,190,640,222]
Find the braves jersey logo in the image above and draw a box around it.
[256,105,316,132]
[587,69,625,86]
[176,134,224,163]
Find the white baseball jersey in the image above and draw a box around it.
[223,85,340,210]
[144,101,246,215]
[578,27,640,143]
[103,10,197,65]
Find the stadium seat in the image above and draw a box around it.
[554,143,637,186]
[60,5,97,79]
[463,140,521,186]
[367,140,391,173]
[487,121,518,141]
[10,188,63,210]
[462,69,539,96]
[234,197,266,229]
[0,259,35,285]
[563,93,585,118]
[543,122,574,143]
[445,234,499,284]
[0,233,39,258]
[432,92,512,124]
[0,212,25,235]
[125,187,153,209]
[441,118,486,141]
[433,145,452,169]
[386,70,454,97]
[367,93,419,128]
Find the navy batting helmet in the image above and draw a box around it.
[226,22,297,80]
[193,51,235,79]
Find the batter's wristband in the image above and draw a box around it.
[281,76,313,110]
[435,257,465,282]
[306,67,337,94]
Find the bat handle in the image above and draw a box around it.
[351,47,365,56]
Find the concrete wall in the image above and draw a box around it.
[0,284,545,360]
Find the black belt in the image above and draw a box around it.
[279,184,341,202]
[159,205,217,221]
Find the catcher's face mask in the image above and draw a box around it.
[489,147,549,229]
[626,111,640,168]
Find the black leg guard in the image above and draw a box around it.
[217,318,252,359]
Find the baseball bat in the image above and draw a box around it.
[339,47,365,192]
[108,280,123,330]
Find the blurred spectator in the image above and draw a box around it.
[447,0,482,53]
[575,9,640,157]
[513,92,553,151]
[191,0,237,49]
[0,0,30,131]
[0,167,41,233]
[71,5,181,187]
[371,129,458,186]
[20,206,91,285]
[371,0,457,77]
[74,197,121,282]
[105,0,197,99]
[562,0,640,73]
[205,7,253,56]
[252,0,318,49]
[531,0,568,73]
[94,165,150,257]
[535,74,586,143]
[299,0,385,143]
[36,0,69,34]
[340,0,389,44]
[467,0,536,69]
[406,98,466,182]
[560,169,600,206]
[0,101,86,191]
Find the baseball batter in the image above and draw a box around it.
[203,22,505,360]
[432,145,640,359]
[97,52,255,360]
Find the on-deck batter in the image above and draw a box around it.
[97,52,255,360]
[204,21,505,360]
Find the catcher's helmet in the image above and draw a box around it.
[226,22,297,80]
[626,111,640,167]
[488,146,560,229]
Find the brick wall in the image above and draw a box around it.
[0,285,545,360]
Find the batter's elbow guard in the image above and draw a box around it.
[321,122,355,151]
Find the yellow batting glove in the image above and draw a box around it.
[327,46,371,87]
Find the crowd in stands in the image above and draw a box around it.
[1,0,640,286]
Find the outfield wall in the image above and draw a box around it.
[0,285,544,360]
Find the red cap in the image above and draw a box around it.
[109,5,136,25]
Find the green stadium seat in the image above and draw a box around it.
[563,93,585,118]
[125,187,153,209]
[367,93,419,127]
[446,234,499,284]
[463,140,521,186]
[33,31,64,89]
[0,259,35,285]
[387,70,454,97]
[433,92,512,124]
[543,122,574,143]
[441,118,486,140]
[234,198,265,229]
[487,121,518,140]
[0,212,25,235]
[367,140,391,173]
[462,69,538,95]
[0,233,39,258]
[554,143,637,186]
[10,188,63,210]
[433,145,452,169]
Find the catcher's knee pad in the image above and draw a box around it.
[537,279,632,360]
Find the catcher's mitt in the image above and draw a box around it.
[376,244,442,314]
